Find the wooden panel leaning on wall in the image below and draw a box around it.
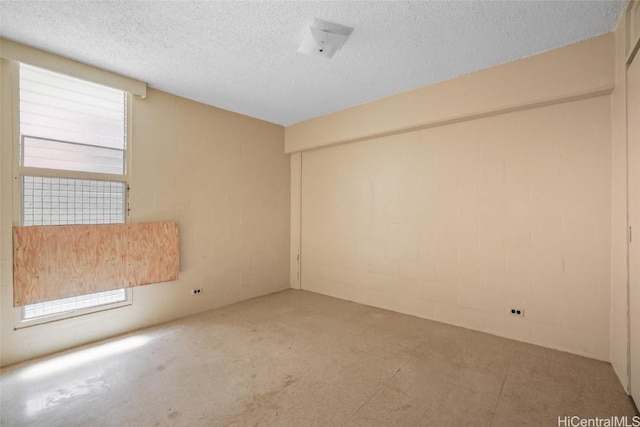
[12,221,179,307]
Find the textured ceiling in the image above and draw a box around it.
[0,1,625,126]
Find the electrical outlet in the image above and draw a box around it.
[509,308,524,317]
[191,289,202,295]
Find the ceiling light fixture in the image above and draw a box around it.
[297,18,354,59]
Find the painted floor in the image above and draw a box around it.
[1,289,637,426]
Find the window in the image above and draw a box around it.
[22,289,128,321]
[16,64,131,325]
[19,64,126,173]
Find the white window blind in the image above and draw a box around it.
[19,64,126,174]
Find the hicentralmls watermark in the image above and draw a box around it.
[557,416,640,427]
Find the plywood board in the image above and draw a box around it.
[127,222,180,287]
[13,222,179,307]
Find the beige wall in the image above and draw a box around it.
[610,11,631,392]
[290,153,302,289]
[301,96,612,360]
[290,32,618,362]
[0,63,290,367]
[285,34,614,154]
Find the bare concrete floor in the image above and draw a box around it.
[1,289,637,426]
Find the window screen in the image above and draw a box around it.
[22,176,125,226]
[22,289,127,320]
[19,64,126,174]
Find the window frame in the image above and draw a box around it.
[14,289,132,329]
[10,61,134,328]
